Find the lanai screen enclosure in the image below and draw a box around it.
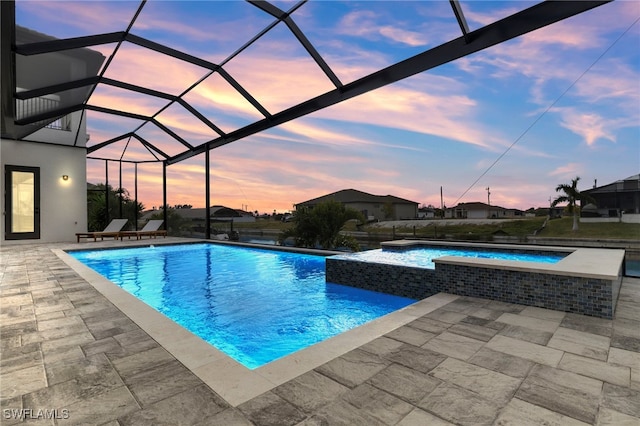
[1,0,611,235]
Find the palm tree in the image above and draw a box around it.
[551,176,596,232]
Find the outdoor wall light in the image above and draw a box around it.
[62,175,69,181]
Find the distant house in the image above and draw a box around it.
[417,206,436,219]
[445,202,524,219]
[581,174,640,217]
[141,206,255,223]
[295,189,419,221]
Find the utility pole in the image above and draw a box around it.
[486,187,491,219]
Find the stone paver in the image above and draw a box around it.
[1,242,639,425]
[559,352,631,387]
[272,370,349,415]
[495,398,590,426]
[423,331,485,360]
[315,348,389,388]
[342,383,414,425]
[485,334,564,367]
[516,364,603,424]
[368,363,441,404]
[430,357,521,405]
[548,327,611,361]
[418,382,501,426]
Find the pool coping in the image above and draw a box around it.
[52,242,458,407]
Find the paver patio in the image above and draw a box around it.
[1,240,639,425]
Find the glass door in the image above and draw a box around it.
[5,165,40,240]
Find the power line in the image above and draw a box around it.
[453,15,640,206]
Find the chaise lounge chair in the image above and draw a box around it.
[76,219,128,243]
[119,220,167,240]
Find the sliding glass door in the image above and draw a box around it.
[5,165,40,240]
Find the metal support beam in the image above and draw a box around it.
[119,161,123,219]
[150,119,194,150]
[86,104,149,121]
[134,163,138,231]
[14,32,126,55]
[249,1,342,88]
[14,76,100,100]
[177,99,226,137]
[87,156,158,164]
[14,104,83,126]
[134,135,170,159]
[87,132,135,154]
[125,33,220,71]
[162,162,167,234]
[105,160,110,226]
[205,147,211,240]
[1,1,17,138]
[450,0,470,41]
[168,0,609,165]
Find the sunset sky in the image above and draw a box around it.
[17,1,640,214]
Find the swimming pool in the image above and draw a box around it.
[326,240,624,318]
[70,243,415,369]
[333,246,566,269]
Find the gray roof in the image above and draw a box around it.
[584,174,640,194]
[448,202,522,212]
[296,189,418,207]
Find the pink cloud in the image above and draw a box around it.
[574,59,640,110]
[222,50,336,113]
[155,105,220,144]
[555,108,616,147]
[336,10,429,47]
[549,163,583,178]
[463,4,533,28]
[102,44,210,97]
[71,1,637,214]
[378,26,428,47]
[182,75,266,135]
[336,10,380,37]
[278,120,429,153]
[457,1,634,84]
[316,79,499,151]
[89,86,168,117]
[75,9,523,158]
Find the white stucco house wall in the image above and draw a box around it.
[1,26,105,244]
[445,202,524,219]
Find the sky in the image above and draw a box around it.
[16,0,640,214]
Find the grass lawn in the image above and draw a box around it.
[364,218,546,240]
[235,217,639,241]
[234,219,291,231]
[538,217,640,239]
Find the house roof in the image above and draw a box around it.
[5,26,106,141]
[584,174,640,194]
[449,202,522,212]
[296,189,418,207]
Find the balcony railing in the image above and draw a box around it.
[15,96,72,131]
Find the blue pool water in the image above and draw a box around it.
[70,243,415,369]
[335,246,566,269]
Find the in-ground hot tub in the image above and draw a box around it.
[326,240,625,318]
